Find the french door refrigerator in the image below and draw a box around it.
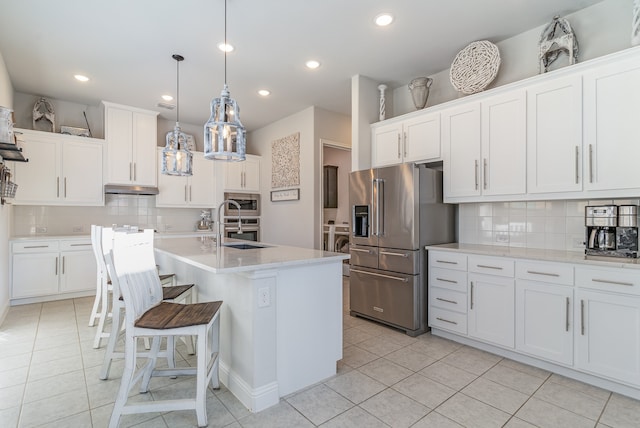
[349,163,455,336]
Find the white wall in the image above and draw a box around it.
[249,106,350,249]
[391,0,631,116]
[0,49,13,323]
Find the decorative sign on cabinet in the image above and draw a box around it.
[11,129,104,206]
[103,101,158,187]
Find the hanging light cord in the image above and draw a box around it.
[224,0,228,86]
[176,56,180,123]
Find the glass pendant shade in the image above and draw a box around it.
[161,53,193,176]
[162,124,193,175]
[203,84,246,161]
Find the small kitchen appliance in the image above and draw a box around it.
[197,210,212,230]
[585,204,638,258]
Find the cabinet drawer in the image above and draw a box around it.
[429,267,467,292]
[60,239,93,251]
[430,287,467,314]
[12,240,59,253]
[469,255,514,277]
[429,307,467,335]
[576,266,640,295]
[429,251,467,271]
[516,260,574,285]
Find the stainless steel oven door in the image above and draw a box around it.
[224,192,260,216]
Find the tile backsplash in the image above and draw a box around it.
[12,194,208,236]
[458,199,640,252]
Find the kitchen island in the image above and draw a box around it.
[153,236,349,412]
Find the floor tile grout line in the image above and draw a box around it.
[594,392,613,427]
[15,302,43,428]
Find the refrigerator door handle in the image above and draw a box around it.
[378,179,384,237]
[380,250,409,258]
[350,268,409,282]
[372,179,378,237]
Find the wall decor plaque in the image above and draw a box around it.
[271,188,300,202]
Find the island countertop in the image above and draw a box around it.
[154,236,349,274]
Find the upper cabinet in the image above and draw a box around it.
[442,89,526,201]
[103,101,158,187]
[583,56,640,192]
[223,154,261,192]
[372,111,441,167]
[527,75,583,194]
[12,129,104,206]
[156,148,217,208]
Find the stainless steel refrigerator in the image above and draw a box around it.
[349,163,455,336]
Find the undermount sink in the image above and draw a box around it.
[223,243,269,250]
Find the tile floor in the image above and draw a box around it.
[1,278,640,427]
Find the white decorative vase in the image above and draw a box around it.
[408,77,433,110]
[633,0,640,46]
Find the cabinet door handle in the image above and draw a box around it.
[580,299,585,335]
[565,297,570,332]
[70,243,92,247]
[474,160,479,190]
[129,162,133,180]
[470,281,474,309]
[483,158,488,190]
[64,177,67,198]
[189,185,192,201]
[403,131,407,157]
[57,177,60,197]
[592,278,633,286]
[55,257,58,275]
[184,185,188,202]
[134,163,137,181]
[588,144,593,183]
[436,297,458,305]
[62,256,65,274]
[477,264,503,270]
[24,245,49,249]
[436,317,458,325]
[436,259,458,265]
[397,134,401,159]
[575,146,579,184]
[526,270,560,277]
[436,277,458,284]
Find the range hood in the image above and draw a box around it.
[104,184,159,195]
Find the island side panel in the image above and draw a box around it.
[275,261,343,396]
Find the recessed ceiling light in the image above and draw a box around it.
[258,89,270,96]
[375,13,393,26]
[218,42,234,52]
[162,94,173,101]
[305,60,320,69]
[74,74,89,82]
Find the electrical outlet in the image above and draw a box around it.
[72,226,83,233]
[258,287,270,308]
[35,226,47,233]
[165,224,173,231]
[573,237,585,248]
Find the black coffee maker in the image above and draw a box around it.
[585,205,639,258]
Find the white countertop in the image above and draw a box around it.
[10,230,215,242]
[426,243,640,269]
[154,237,350,274]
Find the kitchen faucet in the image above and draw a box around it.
[216,199,242,247]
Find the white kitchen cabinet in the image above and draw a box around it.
[442,90,526,202]
[223,154,260,192]
[372,112,441,167]
[583,56,640,191]
[527,75,583,194]
[442,103,481,198]
[11,238,96,301]
[480,90,527,197]
[12,129,104,206]
[156,149,217,208]
[467,256,515,348]
[516,280,573,365]
[103,101,158,186]
[428,251,469,335]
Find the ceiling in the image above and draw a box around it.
[0,0,602,131]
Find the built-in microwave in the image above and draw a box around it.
[224,192,260,216]
[225,217,260,242]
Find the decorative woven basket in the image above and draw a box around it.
[449,40,501,95]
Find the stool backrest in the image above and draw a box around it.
[91,225,107,281]
[107,229,163,323]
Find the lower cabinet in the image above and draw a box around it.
[11,238,96,301]
[428,249,640,395]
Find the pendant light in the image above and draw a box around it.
[203,0,246,162]
[162,54,193,176]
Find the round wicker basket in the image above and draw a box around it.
[449,40,501,95]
